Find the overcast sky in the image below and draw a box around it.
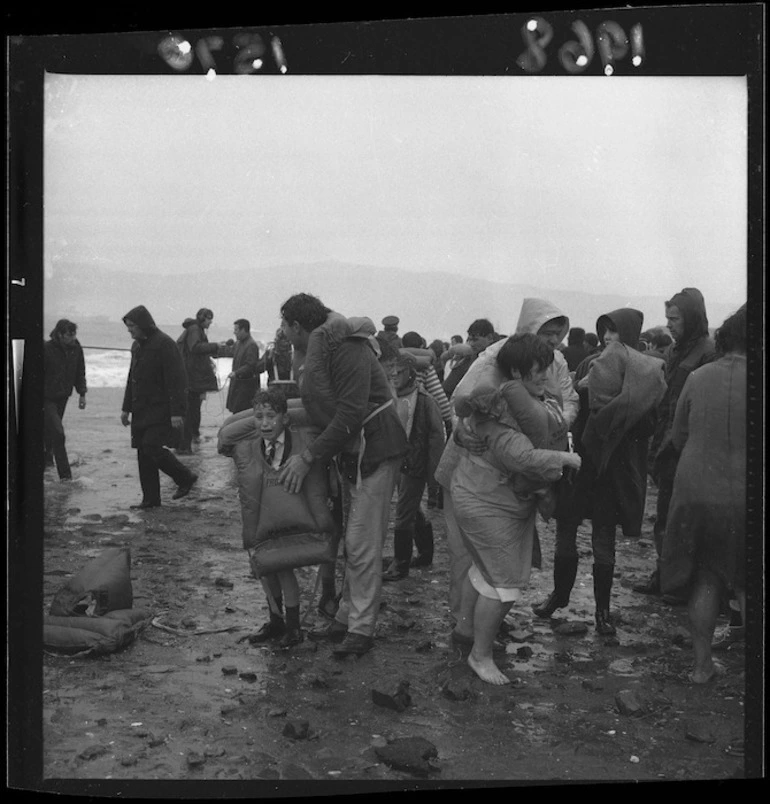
[44,72,747,306]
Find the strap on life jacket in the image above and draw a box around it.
[355,398,394,489]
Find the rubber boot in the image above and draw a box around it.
[412,515,434,567]
[532,555,579,618]
[593,563,617,635]
[277,605,303,648]
[383,528,411,580]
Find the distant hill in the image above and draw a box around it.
[44,260,743,344]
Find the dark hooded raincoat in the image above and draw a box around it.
[122,305,188,446]
[558,308,667,538]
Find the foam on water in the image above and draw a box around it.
[83,350,233,389]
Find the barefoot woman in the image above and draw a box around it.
[661,304,747,684]
[449,335,581,685]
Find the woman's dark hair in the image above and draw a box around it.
[496,333,555,379]
[51,319,77,339]
[280,293,331,332]
[196,308,214,323]
[715,303,746,355]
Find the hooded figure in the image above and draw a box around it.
[633,287,717,597]
[531,307,667,636]
[121,305,198,508]
[454,298,579,429]
[650,288,716,467]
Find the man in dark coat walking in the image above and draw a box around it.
[225,319,261,414]
[44,319,88,480]
[121,305,198,509]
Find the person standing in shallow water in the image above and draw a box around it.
[121,305,198,509]
[176,308,223,453]
[44,319,88,481]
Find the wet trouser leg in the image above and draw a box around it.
[335,458,400,637]
[44,399,71,479]
[136,425,194,502]
[392,473,426,571]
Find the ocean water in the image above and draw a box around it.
[83,349,234,389]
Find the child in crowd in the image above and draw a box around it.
[378,343,446,580]
[246,388,305,649]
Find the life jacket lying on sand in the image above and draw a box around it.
[44,547,151,656]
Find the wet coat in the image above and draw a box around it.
[225,335,260,413]
[560,308,667,537]
[121,306,187,438]
[177,318,219,393]
[396,382,446,481]
[44,338,87,402]
[650,288,716,473]
[661,353,746,595]
[300,312,408,479]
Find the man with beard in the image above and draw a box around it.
[121,305,198,509]
[634,288,716,597]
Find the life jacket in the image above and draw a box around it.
[217,400,335,549]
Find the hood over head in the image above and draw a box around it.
[123,305,158,336]
[665,287,709,343]
[515,298,570,341]
[596,308,644,347]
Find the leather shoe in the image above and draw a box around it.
[595,608,617,636]
[247,619,286,644]
[531,591,568,619]
[130,500,161,510]
[333,632,373,657]
[172,473,198,500]
[308,620,347,643]
[275,627,303,649]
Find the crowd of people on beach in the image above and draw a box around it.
[44,286,748,687]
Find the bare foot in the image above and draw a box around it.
[688,659,726,684]
[467,653,510,686]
